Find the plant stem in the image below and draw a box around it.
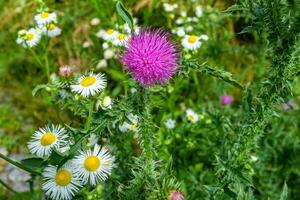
[0,153,41,176]
[84,100,95,130]
[29,48,43,69]
[0,179,17,194]
[140,88,154,166]
[44,52,50,82]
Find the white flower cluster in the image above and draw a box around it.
[95,18,140,69]
[16,9,61,48]
[27,124,114,200]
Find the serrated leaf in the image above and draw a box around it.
[21,158,44,169]
[32,84,48,96]
[116,1,134,32]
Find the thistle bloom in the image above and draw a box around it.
[121,29,179,87]
[220,94,233,105]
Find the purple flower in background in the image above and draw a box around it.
[169,191,185,200]
[220,94,233,105]
[281,99,297,111]
[121,28,179,87]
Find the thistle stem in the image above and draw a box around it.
[0,153,41,176]
[85,100,95,130]
[140,89,154,166]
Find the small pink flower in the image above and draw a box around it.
[59,65,72,77]
[220,94,233,105]
[120,28,179,87]
[169,191,185,200]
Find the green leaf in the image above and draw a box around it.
[280,182,288,200]
[21,157,44,169]
[32,84,48,96]
[116,1,134,32]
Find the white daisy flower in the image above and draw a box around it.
[118,113,139,133]
[175,18,184,25]
[34,11,57,25]
[118,123,130,133]
[27,125,68,157]
[101,29,118,41]
[42,163,82,200]
[165,119,176,129]
[181,35,202,50]
[72,144,114,186]
[71,73,107,97]
[82,41,91,48]
[112,33,128,46]
[186,109,199,123]
[43,23,61,37]
[16,28,42,48]
[186,26,194,32]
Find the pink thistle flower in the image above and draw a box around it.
[169,191,185,200]
[120,28,179,87]
[59,65,72,77]
[220,94,233,105]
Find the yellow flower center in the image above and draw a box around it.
[84,156,100,172]
[80,76,96,87]
[188,35,197,44]
[26,33,34,41]
[40,132,56,146]
[55,169,72,186]
[131,123,138,130]
[47,23,56,30]
[106,29,114,35]
[188,114,195,121]
[41,12,49,19]
[118,34,126,40]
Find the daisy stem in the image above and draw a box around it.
[0,152,41,176]
[29,48,43,69]
[44,37,50,82]
[0,178,17,194]
[85,100,95,130]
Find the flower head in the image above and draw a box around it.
[42,163,82,200]
[121,29,179,87]
[27,124,68,157]
[34,11,57,25]
[16,28,42,48]
[70,73,107,97]
[42,23,61,37]
[220,95,233,105]
[186,109,199,123]
[165,119,176,129]
[59,66,72,77]
[169,191,185,200]
[181,35,201,50]
[72,144,114,186]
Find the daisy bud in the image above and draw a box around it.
[59,66,72,77]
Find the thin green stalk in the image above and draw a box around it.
[44,52,50,82]
[0,153,41,176]
[29,48,43,68]
[0,179,17,194]
[84,100,95,130]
